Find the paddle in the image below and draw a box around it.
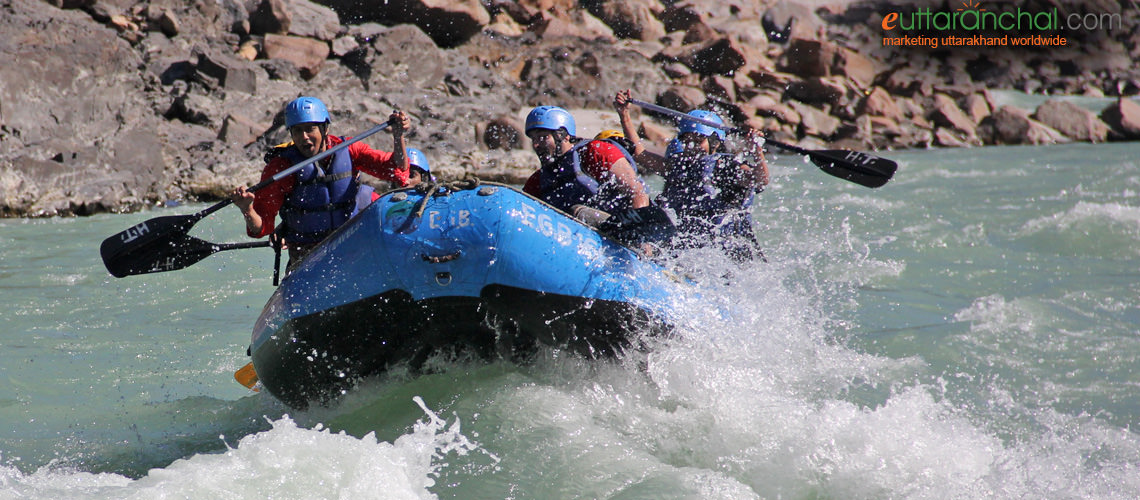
[100,121,392,277]
[630,99,897,188]
[104,235,271,278]
[234,362,260,391]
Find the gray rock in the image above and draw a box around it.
[583,0,665,41]
[317,0,490,48]
[287,0,341,41]
[262,33,330,79]
[929,94,976,138]
[978,106,1068,146]
[195,51,259,94]
[250,0,291,35]
[1100,98,1140,140]
[366,24,447,90]
[1033,100,1109,143]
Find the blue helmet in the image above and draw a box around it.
[525,106,576,136]
[407,148,430,174]
[284,97,330,128]
[678,109,726,140]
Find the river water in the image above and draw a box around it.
[1,141,1138,499]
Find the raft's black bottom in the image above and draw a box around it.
[251,285,670,409]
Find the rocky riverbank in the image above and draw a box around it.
[2,0,1138,217]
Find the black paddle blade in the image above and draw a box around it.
[100,214,200,277]
[808,150,898,188]
[102,232,223,278]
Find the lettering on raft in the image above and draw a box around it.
[428,210,472,230]
[513,203,601,255]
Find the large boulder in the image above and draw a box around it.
[761,0,826,42]
[656,85,707,115]
[747,93,801,126]
[287,0,341,41]
[1032,100,1109,143]
[960,92,991,123]
[583,0,665,41]
[195,50,259,94]
[468,35,668,111]
[262,33,330,79]
[315,0,489,48]
[977,106,1068,146]
[788,101,841,139]
[365,24,448,90]
[779,38,833,78]
[476,116,525,150]
[834,47,876,90]
[929,94,977,138]
[1099,98,1140,140]
[678,37,747,76]
[527,9,615,41]
[784,76,847,107]
[858,86,902,122]
[250,0,291,35]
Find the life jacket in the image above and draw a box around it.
[536,139,644,213]
[276,139,375,245]
[657,152,755,238]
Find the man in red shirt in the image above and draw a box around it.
[521,105,648,218]
[230,97,410,261]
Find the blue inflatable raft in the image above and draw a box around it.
[249,181,685,408]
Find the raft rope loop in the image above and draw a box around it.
[409,176,481,220]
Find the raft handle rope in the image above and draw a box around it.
[409,176,481,219]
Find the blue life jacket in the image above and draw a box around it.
[657,152,754,237]
[278,140,375,245]
[536,139,643,213]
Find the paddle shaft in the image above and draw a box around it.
[631,99,780,146]
[211,240,272,253]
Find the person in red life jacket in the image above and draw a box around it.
[230,96,411,263]
[521,105,649,223]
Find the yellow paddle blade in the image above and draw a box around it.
[234,362,260,392]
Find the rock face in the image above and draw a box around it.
[2,0,1140,217]
[0,0,170,216]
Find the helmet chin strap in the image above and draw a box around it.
[318,122,330,157]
